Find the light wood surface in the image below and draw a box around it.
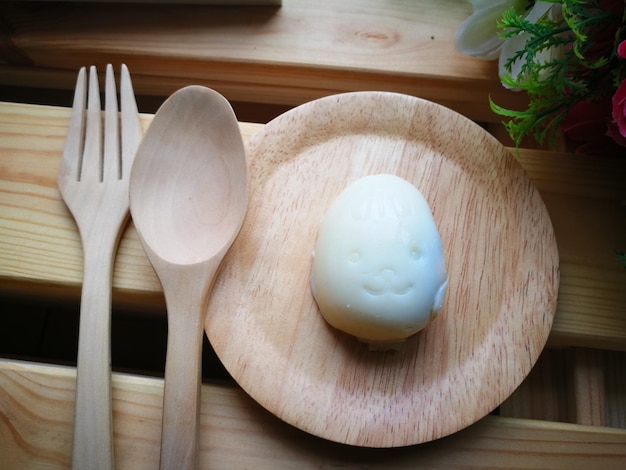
[1,101,625,352]
[1,358,626,469]
[1,101,625,466]
[129,86,248,469]
[56,65,142,470]
[22,0,282,3]
[0,100,624,460]
[204,91,558,447]
[0,0,528,123]
[1,0,624,464]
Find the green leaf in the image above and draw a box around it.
[490,0,625,151]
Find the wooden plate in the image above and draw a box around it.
[205,92,559,447]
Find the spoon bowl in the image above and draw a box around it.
[130,85,247,470]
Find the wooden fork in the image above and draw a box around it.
[58,64,142,470]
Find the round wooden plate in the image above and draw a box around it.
[205,92,559,448]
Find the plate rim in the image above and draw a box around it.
[205,91,560,447]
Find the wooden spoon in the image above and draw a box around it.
[129,86,247,470]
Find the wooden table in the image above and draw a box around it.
[0,0,528,123]
[1,1,626,468]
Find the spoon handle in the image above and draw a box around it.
[159,295,205,470]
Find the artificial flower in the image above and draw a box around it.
[454,1,564,89]
[457,0,626,152]
[610,79,626,144]
[454,0,528,60]
[497,2,562,90]
[618,39,626,59]
[614,40,626,143]
[562,98,625,156]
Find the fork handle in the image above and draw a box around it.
[72,238,116,470]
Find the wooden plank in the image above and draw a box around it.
[516,149,626,350]
[566,348,606,426]
[0,0,527,123]
[1,358,626,469]
[605,351,626,429]
[500,349,626,428]
[1,102,625,351]
[13,0,282,4]
[499,349,570,423]
[0,101,257,311]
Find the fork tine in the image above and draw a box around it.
[81,65,103,183]
[60,67,86,183]
[103,64,120,181]
[120,63,142,179]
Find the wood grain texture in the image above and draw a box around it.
[129,86,248,469]
[0,0,528,123]
[203,91,558,447]
[24,0,282,3]
[567,348,606,426]
[56,64,142,470]
[499,348,626,428]
[2,358,626,470]
[605,351,626,429]
[499,349,570,423]
[1,101,625,351]
[516,149,626,350]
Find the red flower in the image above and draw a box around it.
[618,39,626,59]
[562,100,611,143]
[562,97,626,156]
[584,2,625,61]
[610,79,626,146]
[565,39,626,154]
